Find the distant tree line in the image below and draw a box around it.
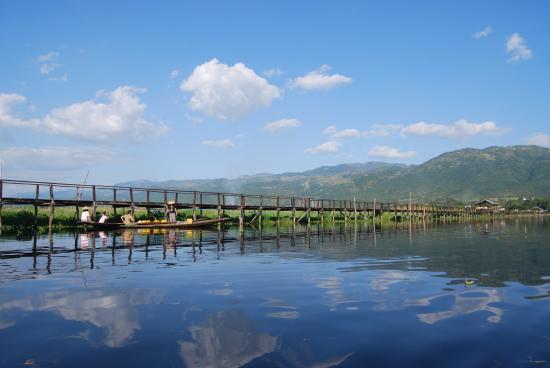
[503,198,550,211]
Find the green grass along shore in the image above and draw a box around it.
[0,205,474,234]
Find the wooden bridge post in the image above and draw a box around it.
[373,198,377,224]
[222,194,226,217]
[307,198,311,225]
[192,191,197,221]
[239,195,245,227]
[217,193,222,219]
[74,185,79,222]
[320,199,324,223]
[129,187,135,218]
[0,179,3,233]
[48,184,55,229]
[146,190,151,219]
[276,196,280,224]
[92,185,97,221]
[163,190,168,220]
[113,188,118,215]
[34,184,40,229]
[353,198,357,222]
[292,197,296,223]
[259,195,264,225]
[342,200,347,223]
[199,193,203,217]
[331,200,335,223]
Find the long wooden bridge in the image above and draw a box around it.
[0,179,472,229]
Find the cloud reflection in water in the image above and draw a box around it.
[179,310,278,368]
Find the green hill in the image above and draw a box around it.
[118,146,550,202]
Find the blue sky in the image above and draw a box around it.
[0,0,549,184]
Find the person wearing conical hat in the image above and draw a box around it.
[167,201,177,223]
[81,206,92,223]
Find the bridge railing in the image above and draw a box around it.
[0,178,461,214]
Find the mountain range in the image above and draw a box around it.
[117,146,550,202]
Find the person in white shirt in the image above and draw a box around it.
[81,207,92,223]
[98,211,109,223]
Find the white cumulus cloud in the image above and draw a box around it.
[40,63,60,75]
[506,33,532,63]
[202,139,235,148]
[170,69,180,79]
[368,145,416,160]
[473,26,492,39]
[331,128,361,139]
[181,58,281,120]
[401,119,507,139]
[0,93,40,128]
[42,86,168,141]
[363,124,404,137]
[263,68,283,77]
[323,125,338,135]
[324,125,402,139]
[323,126,361,139]
[36,51,66,80]
[290,65,352,91]
[37,52,59,63]
[305,141,341,154]
[526,133,550,148]
[264,118,301,133]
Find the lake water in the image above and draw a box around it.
[1,218,550,367]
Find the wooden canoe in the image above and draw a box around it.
[122,218,229,229]
[80,221,124,230]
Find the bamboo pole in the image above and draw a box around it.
[92,185,97,221]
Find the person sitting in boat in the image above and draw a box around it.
[98,211,109,223]
[121,210,136,225]
[80,207,92,223]
[167,202,177,223]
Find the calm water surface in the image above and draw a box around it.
[1,218,550,367]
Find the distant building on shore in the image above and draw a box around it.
[472,199,500,212]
